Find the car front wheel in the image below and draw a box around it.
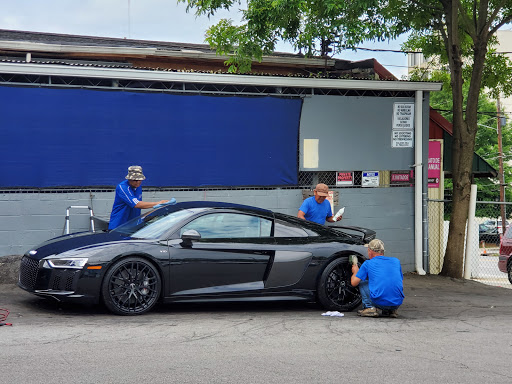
[102,257,161,315]
[317,256,362,311]
[508,261,512,285]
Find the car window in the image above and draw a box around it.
[274,219,309,237]
[505,226,512,239]
[129,209,194,239]
[180,213,272,239]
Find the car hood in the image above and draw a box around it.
[25,231,131,260]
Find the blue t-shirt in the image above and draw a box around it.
[298,196,333,225]
[356,256,404,307]
[108,180,142,229]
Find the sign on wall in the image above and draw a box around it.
[390,170,414,186]
[336,171,354,186]
[428,141,442,188]
[392,102,414,148]
[362,171,380,187]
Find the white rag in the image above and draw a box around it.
[321,311,344,317]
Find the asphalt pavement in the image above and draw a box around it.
[1,256,512,384]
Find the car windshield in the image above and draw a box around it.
[111,209,195,239]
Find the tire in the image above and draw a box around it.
[317,256,362,311]
[508,261,512,285]
[102,257,161,315]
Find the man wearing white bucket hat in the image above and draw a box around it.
[108,165,168,230]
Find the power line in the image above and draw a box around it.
[435,108,512,116]
[347,46,512,55]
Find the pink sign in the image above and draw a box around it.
[428,141,441,188]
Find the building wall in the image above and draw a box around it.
[0,186,416,271]
[299,95,419,170]
[1,86,429,274]
[496,30,512,115]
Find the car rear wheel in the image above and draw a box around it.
[102,257,161,315]
[508,262,512,285]
[317,256,362,311]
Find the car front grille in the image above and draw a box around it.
[50,269,80,291]
[19,256,40,290]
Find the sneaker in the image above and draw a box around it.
[381,309,391,317]
[389,309,398,318]
[358,307,379,317]
[357,308,372,315]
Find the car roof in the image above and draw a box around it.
[161,201,273,215]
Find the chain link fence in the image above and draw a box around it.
[428,197,512,289]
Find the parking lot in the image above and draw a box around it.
[1,271,512,384]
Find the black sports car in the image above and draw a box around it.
[18,201,375,315]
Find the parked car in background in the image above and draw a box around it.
[498,225,512,284]
[483,219,509,234]
[18,201,376,315]
[479,224,500,244]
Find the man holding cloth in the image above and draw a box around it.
[350,239,404,318]
[297,183,341,225]
[108,165,168,230]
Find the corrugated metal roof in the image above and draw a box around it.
[0,28,301,59]
[0,28,443,84]
[0,56,381,80]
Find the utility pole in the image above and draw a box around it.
[497,97,506,235]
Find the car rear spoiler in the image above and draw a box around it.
[328,225,376,243]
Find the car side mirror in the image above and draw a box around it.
[181,229,201,247]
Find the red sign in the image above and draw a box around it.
[390,170,414,186]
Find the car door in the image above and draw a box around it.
[167,212,275,297]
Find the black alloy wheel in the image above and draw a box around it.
[317,257,362,311]
[102,257,161,315]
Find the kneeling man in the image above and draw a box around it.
[350,239,404,318]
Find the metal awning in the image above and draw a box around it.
[443,134,498,178]
[0,61,443,91]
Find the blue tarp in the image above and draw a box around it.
[1,86,302,187]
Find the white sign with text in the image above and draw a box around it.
[362,171,380,187]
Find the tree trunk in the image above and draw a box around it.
[441,2,488,277]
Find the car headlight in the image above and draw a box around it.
[45,258,89,269]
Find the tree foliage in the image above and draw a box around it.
[415,69,512,218]
[181,0,402,72]
[181,0,512,278]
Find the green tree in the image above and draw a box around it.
[181,0,512,277]
[413,69,512,217]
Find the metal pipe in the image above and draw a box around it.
[464,184,478,279]
[415,90,426,275]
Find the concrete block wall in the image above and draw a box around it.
[0,187,415,271]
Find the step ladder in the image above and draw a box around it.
[63,206,95,235]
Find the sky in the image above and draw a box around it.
[0,0,410,78]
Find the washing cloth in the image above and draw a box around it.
[321,311,344,317]
[153,198,177,209]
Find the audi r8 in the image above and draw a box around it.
[19,201,375,315]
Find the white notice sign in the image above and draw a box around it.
[392,103,414,130]
[392,103,414,148]
[362,171,380,187]
[392,130,414,148]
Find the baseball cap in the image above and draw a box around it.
[365,239,385,253]
[314,183,329,197]
[125,165,146,181]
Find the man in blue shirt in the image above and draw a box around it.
[350,239,404,318]
[108,165,168,230]
[297,183,341,225]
